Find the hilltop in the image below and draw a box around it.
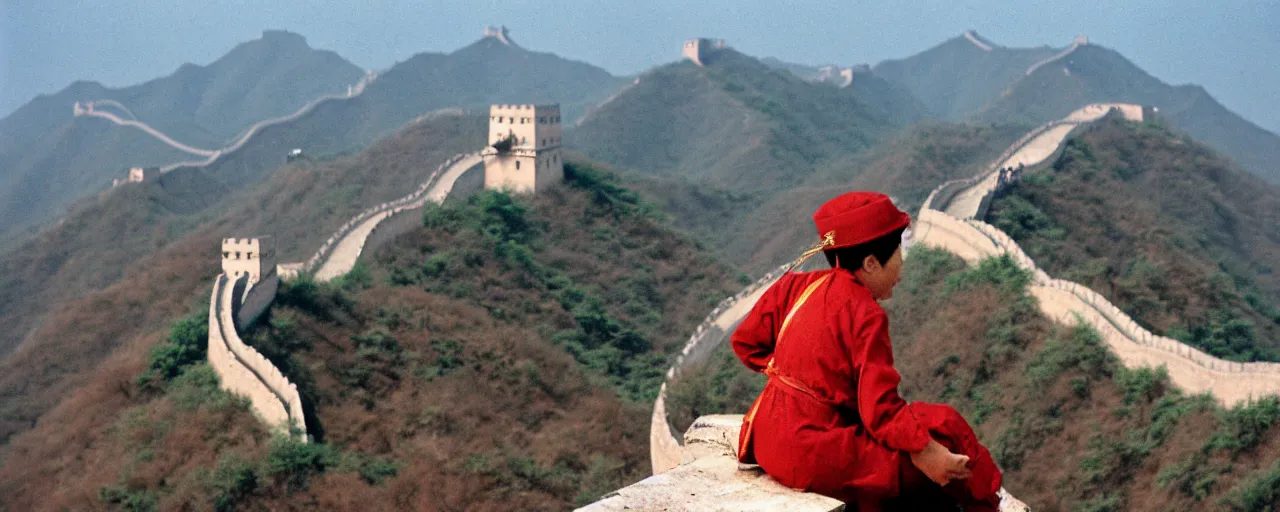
[871,32,1059,120]
[0,162,742,510]
[571,48,923,191]
[862,33,1280,184]
[989,117,1280,361]
[971,43,1280,183]
[0,30,366,240]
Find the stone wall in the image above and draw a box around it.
[210,152,488,437]
[650,262,792,474]
[294,153,479,279]
[1024,36,1087,76]
[207,275,302,436]
[588,416,844,511]
[236,273,278,330]
[915,103,1280,407]
[219,274,306,434]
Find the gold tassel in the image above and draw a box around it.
[786,231,835,273]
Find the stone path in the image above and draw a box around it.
[312,153,483,282]
[313,210,393,281]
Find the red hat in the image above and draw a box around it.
[811,192,910,250]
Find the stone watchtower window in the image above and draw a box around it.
[516,161,521,170]
[247,252,253,259]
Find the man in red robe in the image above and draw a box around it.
[733,192,1003,511]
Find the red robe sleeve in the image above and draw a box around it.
[849,307,932,453]
[731,275,804,372]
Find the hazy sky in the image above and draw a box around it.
[2,0,1277,132]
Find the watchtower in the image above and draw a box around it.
[484,25,516,46]
[221,237,277,288]
[481,104,563,193]
[682,38,726,66]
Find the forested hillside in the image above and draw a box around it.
[0,163,743,510]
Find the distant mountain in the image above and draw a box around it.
[0,30,365,241]
[871,32,1058,120]
[359,35,629,127]
[570,48,922,192]
[974,43,1280,183]
[0,30,631,245]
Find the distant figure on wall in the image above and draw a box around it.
[732,192,1003,511]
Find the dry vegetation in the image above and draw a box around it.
[0,115,484,447]
[0,161,743,510]
[990,117,1280,360]
[668,247,1280,511]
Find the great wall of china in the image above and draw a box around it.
[964,30,995,52]
[205,146,482,437]
[1023,35,1089,76]
[615,101,1280,511]
[73,70,377,174]
[63,35,1275,506]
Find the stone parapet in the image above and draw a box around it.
[651,262,792,474]
[216,274,306,436]
[301,153,480,280]
[588,415,844,511]
[916,102,1278,407]
[207,275,300,435]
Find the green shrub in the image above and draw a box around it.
[943,255,1031,296]
[1220,459,1280,511]
[97,484,158,511]
[138,311,209,385]
[1025,322,1112,387]
[1207,396,1280,455]
[264,435,340,493]
[990,195,1067,241]
[1157,453,1221,500]
[208,453,260,511]
[168,363,243,412]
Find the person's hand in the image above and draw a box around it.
[909,439,972,486]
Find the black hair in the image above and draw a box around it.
[823,226,907,270]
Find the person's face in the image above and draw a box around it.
[860,246,903,300]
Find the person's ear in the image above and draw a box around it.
[862,254,882,274]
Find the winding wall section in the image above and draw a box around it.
[916,104,1280,407]
[75,71,377,174]
[304,152,483,281]
[208,147,476,437]
[1023,36,1087,76]
[207,274,306,436]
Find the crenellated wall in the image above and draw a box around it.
[299,152,483,281]
[936,104,1144,220]
[649,262,793,474]
[207,274,304,436]
[209,151,486,438]
[914,103,1280,407]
